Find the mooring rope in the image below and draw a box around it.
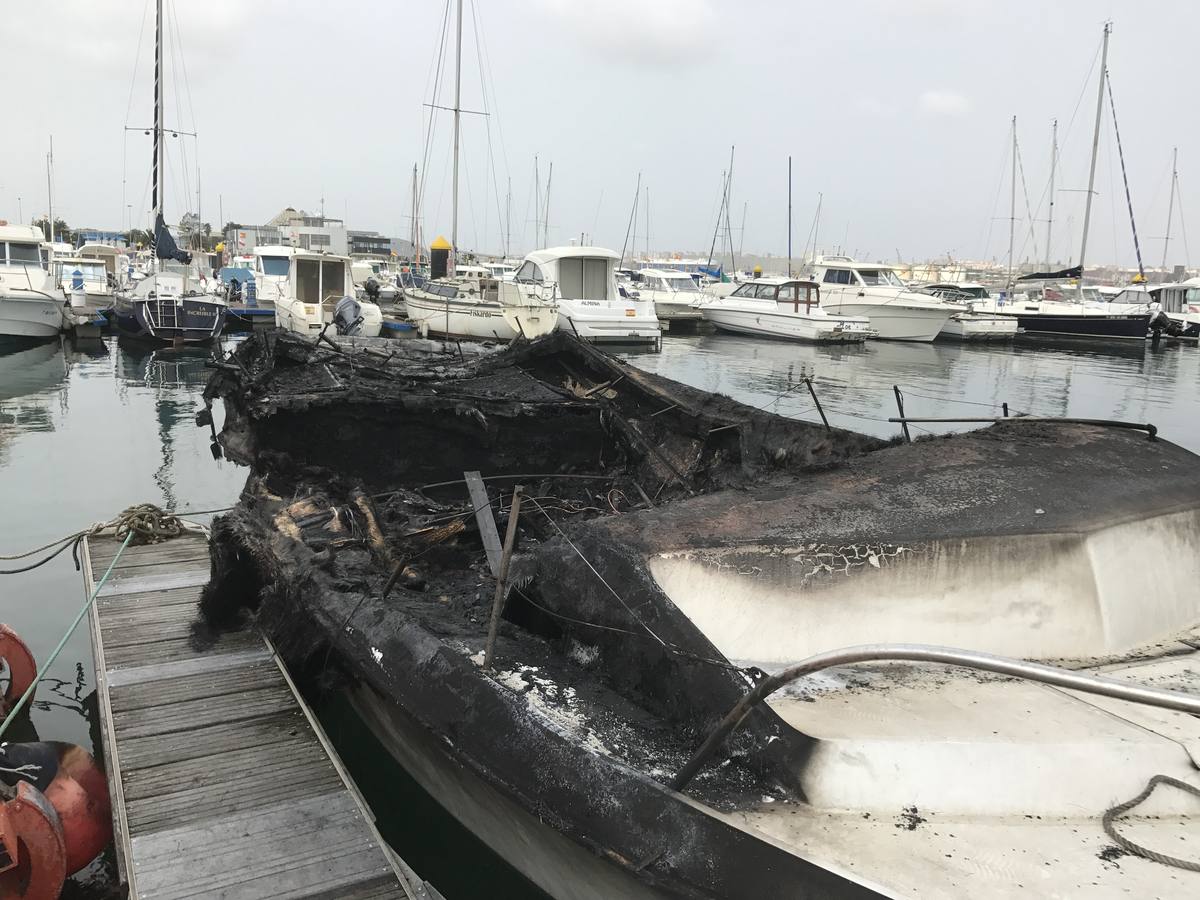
[0,504,214,575]
[0,531,133,740]
[1102,775,1200,871]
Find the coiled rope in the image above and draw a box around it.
[1102,774,1200,871]
[1,504,209,575]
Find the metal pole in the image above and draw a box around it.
[893,385,911,443]
[805,378,829,431]
[483,486,523,669]
[1078,22,1111,293]
[670,642,1200,792]
[450,0,463,275]
[787,156,792,277]
[544,162,552,248]
[645,186,650,259]
[1007,116,1016,288]
[1162,147,1177,271]
[45,135,54,248]
[1046,119,1057,269]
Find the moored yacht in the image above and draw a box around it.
[112,261,227,343]
[813,258,963,341]
[916,282,1019,341]
[697,276,874,342]
[516,246,660,344]
[972,281,1151,341]
[635,268,705,328]
[0,224,65,339]
[266,249,382,337]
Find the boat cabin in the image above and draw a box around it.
[1149,278,1200,315]
[0,224,49,267]
[813,258,908,288]
[519,247,621,301]
[919,282,991,301]
[293,254,353,305]
[729,278,823,312]
[637,268,702,295]
[53,257,109,294]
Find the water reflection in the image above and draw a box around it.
[622,334,1200,449]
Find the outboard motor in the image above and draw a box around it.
[363,277,381,303]
[1149,309,1185,339]
[333,296,365,336]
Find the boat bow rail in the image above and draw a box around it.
[670,642,1200,791]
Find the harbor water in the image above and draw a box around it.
[3,332,1200,896]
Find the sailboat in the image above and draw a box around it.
[401,0,557,342]
[112,0,225,344]
[973,25,1149,342]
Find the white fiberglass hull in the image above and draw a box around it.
[556,300,660,344]
[275,298,383,338]
[822,300,951,342]
[701,306,871,343]
[654,299,703,323]
[940,313,1019,341]
[0,294,65,338]
[405,292,556,342]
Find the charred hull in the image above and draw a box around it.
[200,330,1200,898]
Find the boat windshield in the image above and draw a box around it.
[260,256,289,277]
[857,269,905,287]
[731,283,757,298]
[1186,288,1200,306]
[667,278,699,293]
[5,243,43,264]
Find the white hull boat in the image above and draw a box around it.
[404,280,556,342]
[1,225,65,339]
[635,269,705,326]
[814,258,963,342]
[940,312,1019,341]
[259,248,383,338]
[699,277,874,342]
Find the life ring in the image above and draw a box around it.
[0,781,67,899]
[0,742,111,883]
[0,625,37,717]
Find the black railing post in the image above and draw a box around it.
[893,385,911,443]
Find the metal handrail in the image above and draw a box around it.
[887,415,1157,441]
[669,642,1200,792]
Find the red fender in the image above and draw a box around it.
[44,743,111,875]
[0,625,37,716]
[0,781,67,900]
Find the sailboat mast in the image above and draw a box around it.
[534,156,540,247]
[1008,116,1016,287]
[46,136,54,249]
[1162,147,1178,272]
[787,156,793,277]
[505,176,512,258]
[450,0,463,272]
[1078,22,1111,290]
[619,172,641,269]
[645,186,650,259]
[544,162,552,248]
[410,164,419,265]
[1046,118,1057,269]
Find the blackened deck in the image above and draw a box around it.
[84,532,432,900]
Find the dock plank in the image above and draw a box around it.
[83,533,415,900]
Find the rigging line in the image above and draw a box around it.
[473,1,511,186]
[168,0,198,136]
[1014,135,1040,264]
[1059,36,1103,155]
[1176,175,1192,267]
[123,0,152,127]
[469,0,508,245]
[417,0,453,217]
[980,127,1011,260]
[1106,69,1147,278]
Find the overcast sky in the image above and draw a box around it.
[4,0,1194,268]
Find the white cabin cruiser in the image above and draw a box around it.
[266,249,382,337]
[0,224,67,339]
[917,282,1019,341]
[697,277,874,342]
[53,256,113,312]
[403,267,557,342]
[635,268,705,327]
[517,247,659,344]
[813,258,963,342]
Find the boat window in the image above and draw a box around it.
[559,257,610,301]
[7,243,42,264]
[296,258,320,302]
[321,261,345,302]
[822,269,852,285]
[261,256,289,277]
[1186,288,1200,306]
[751,284,776,299]
[730,283,756,298]
[515,261,543,284]
[668,277,699,293]
[776,284,798,303]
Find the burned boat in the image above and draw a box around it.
[200,330,1200,899]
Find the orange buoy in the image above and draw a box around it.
[0,781,67,899]
[44,743,111,874]
[0,625,37,717]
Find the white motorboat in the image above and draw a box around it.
[265,249,382,337]
[813,258,963,342]
[53,255,113,313]
[403,269,557,342]
[697,277,874,342]
[635,268,706,327]
[0,224,66,339]
[515,247,659,344]
[918,283,1019,341]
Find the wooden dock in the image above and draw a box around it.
[83,532,433,900]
